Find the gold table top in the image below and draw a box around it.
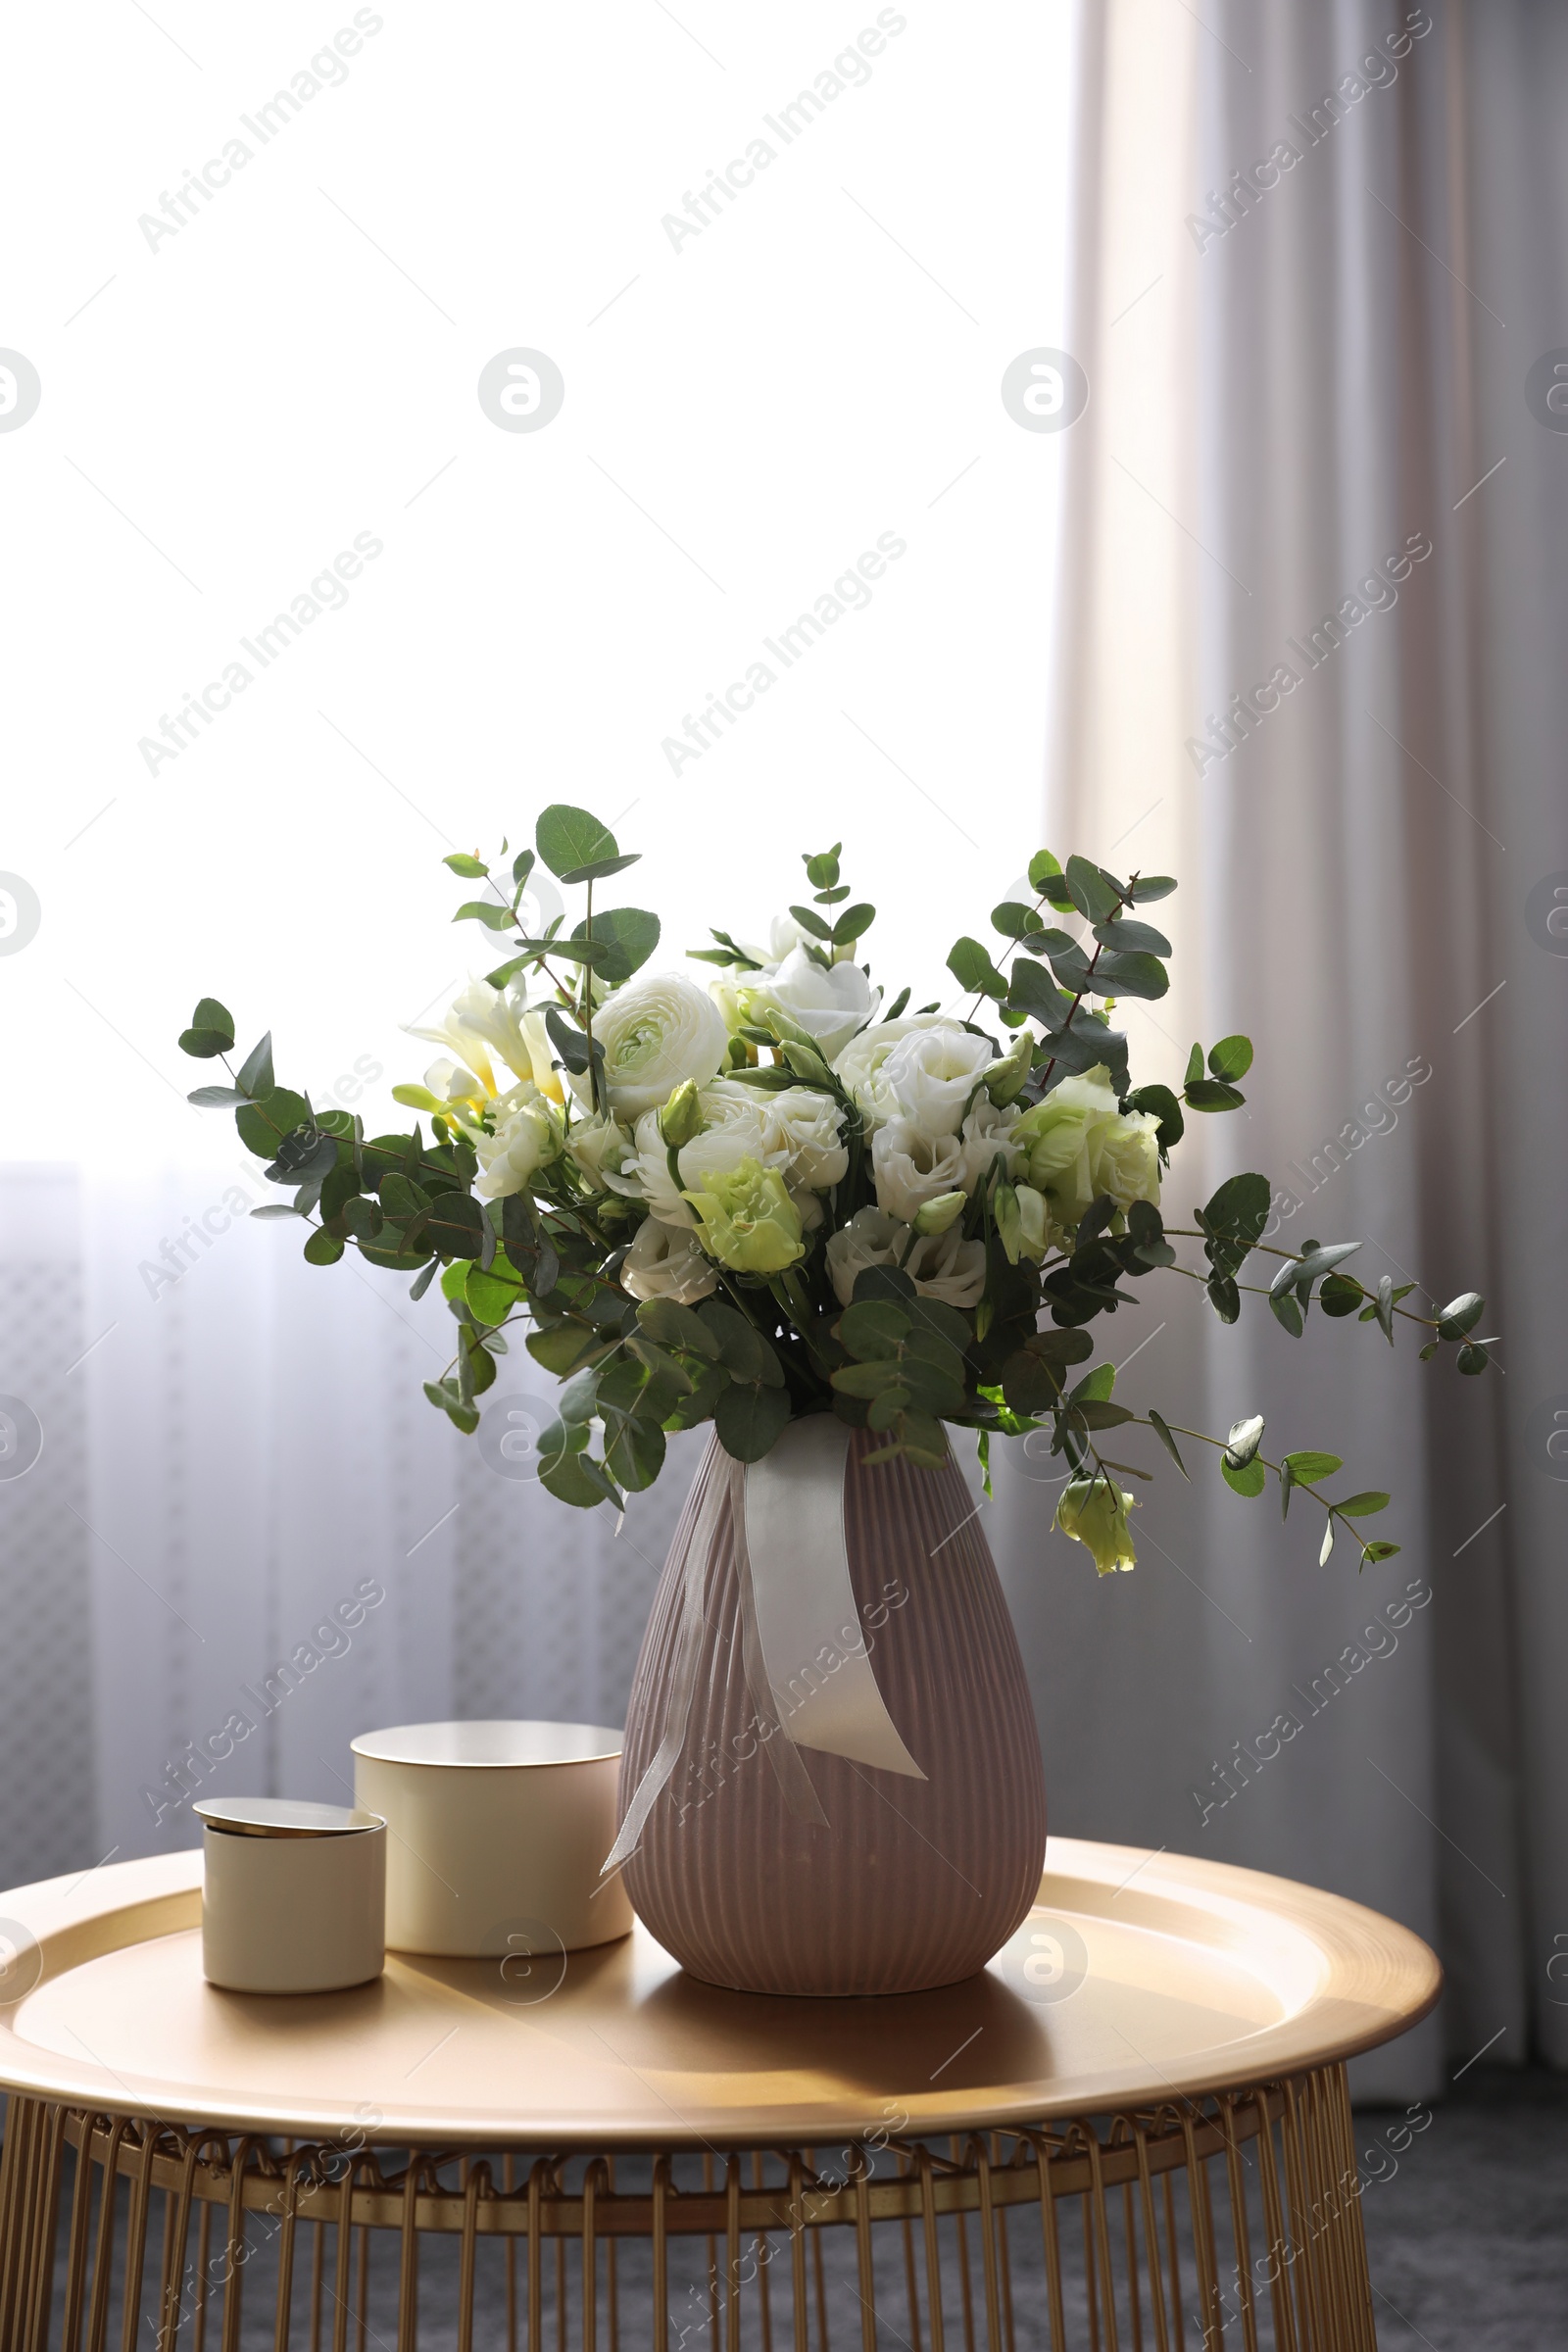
[0,1838,1439,2148]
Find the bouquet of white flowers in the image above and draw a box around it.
[177,806,1491,1570]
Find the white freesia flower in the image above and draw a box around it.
[409,980,563,1104]
[473,1085,564,1200]
[625,1081,787,1226]
[825,1205,986,1310]
[565,1110,634,1193]
[760,1086,850,1190]
[744,946,880,1060]
[878,1022,995,1140]
[421,1057,489,1120]
[870,1119,966,1224]
[588,972,730,1119]
[620,1217,717,1304]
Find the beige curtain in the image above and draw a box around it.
[993,0,1567,2096]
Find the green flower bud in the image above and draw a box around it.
[913,1190,968,1238]
[985,1028,1035,1106]
[658,1077,705,1151]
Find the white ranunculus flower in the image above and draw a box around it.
[566,1110,634,1193]
[879,1022,996,1140]
[620,1217,718,1304]
[745,946,880,1060]
[588,972,730,1119]
[625,1081,787,1226]
[825,1205,986,1311]
[473,1085,564,1199]
[832,1014,946,1125]
[761,1086,849,1191]
[870,1118,966,1225]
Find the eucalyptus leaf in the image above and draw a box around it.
[1282,1450,1342,1484]
[236,1033,274,1098]
[1148,1408,1189,1477]
[1092,917,1172,956]
[571,906,662,986]
[1207,1034,1254,1083]
[536,804,618,881]
[713,1380,792,1461]
[1127,1083,1184,1155]
[947,936,1008,999]
[1437,1292,1485,1341]
[1063,856,1122,924]
[830,902,875,946]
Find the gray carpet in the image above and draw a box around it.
[1356,2067,1568,2351]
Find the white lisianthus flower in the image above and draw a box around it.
[958,1097,1023,1190]
[879,1022,995,1140]
[626,1081,787,1226]
[1091,1108,1162,1212]
[870,1119,966,1225]
[588,972,730,1118]
[761,1086,849,1191]
[1011,1064,1157,1229]
[791,1184,826,1234]
[825,1205,986,1310]
[566,1110,634,1194]
[620,1217,718,1304]
[1011,1067,1117,1229]
[744,946,880,1061]
[473,1085,564,1200]
[832,1014,947,1126]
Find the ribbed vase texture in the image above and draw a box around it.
[619,1429,1047,1995]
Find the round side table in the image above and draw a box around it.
[0,1838,1438,2351]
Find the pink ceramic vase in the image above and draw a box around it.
[618,1428,1047,1996]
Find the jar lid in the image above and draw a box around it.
[195,1797,384,1839]
[350,1719,623,1769]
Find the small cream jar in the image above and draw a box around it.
[196,1797,386,1993]
[351,1721,632,1958]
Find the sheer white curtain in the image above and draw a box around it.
[991,0,1568,2096]
[1,0,1563,2109]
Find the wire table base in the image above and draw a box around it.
[0,2063,1378,2352]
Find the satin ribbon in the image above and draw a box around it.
[603,1419,925,1873]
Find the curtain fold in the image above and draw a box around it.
[1000,0,1565,2093]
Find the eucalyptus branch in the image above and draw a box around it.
[1159,1230,1452,1332]
[1034,869,1140,1095]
